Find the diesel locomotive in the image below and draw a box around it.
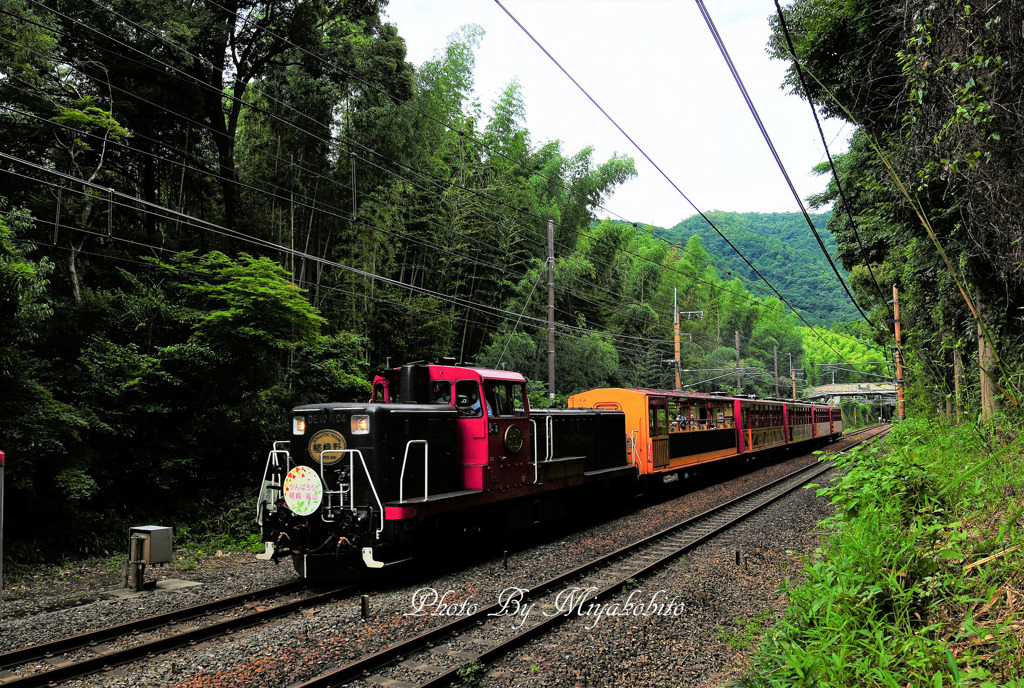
[256,361,841,579]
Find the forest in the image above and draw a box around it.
[664,210,861,324]
[768,0,1024,424]
[735,3,1024,684]
[0,0,992,561]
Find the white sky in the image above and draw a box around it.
[383,0,851,230]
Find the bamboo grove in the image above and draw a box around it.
[0,0,974,558]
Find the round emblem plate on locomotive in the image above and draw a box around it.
[503,424,524,454]
[283,466,323,516]
[309,429,346,464]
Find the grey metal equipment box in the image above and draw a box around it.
[129,525,173,565]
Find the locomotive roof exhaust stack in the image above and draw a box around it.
[400,363,431,404]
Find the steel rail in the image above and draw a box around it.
[412,425,890,688]
[1,583,354,687]
[0,580,307,671]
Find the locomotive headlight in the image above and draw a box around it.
[351,415,370,435]
[293,416,306,435]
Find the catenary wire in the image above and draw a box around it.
[4,2,876,362]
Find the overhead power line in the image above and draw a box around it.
[694,0,879,332]
[771,0,895,324]
[5,2,882,363]
[493,0,852,365]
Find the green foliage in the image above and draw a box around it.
[175,502,266,555]
[717,608,776,651]
[666,212,856,324]
[0,0,905,569]
[742,418,1024,686]
[0,243,365,560]
[798,326,887,386]
[771,0,1024,419]
[457,660,485,685]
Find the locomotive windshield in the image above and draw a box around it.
[483,380,526,417]
[430,380,451,403]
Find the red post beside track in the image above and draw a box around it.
[1,449,5,620]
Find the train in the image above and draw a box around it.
[255,360,842,579]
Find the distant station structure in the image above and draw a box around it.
[805,382,897,405]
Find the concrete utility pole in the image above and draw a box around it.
[547,220,555,402]
[735,330,741,392]
[893,284,905,421]
[789,352,796,400]
[773,345,779,398]
[674,288,681,391]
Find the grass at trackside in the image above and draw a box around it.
[738,418,1024,687]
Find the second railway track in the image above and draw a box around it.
[0,581,354,687]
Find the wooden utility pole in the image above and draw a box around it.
[735,330,741,392]
[977,290,996,422]
[893,284,905,421]
[773,345,779,398]
[673,288,681,391]
[953,346,964,421]
[547,220,555,402]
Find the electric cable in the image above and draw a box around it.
[695,0,877,331]
[5,3,878,365]
[772,0,894,324]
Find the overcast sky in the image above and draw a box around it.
[383,0,852,230]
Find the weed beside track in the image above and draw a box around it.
[740,419,1024,687]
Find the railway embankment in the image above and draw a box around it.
[739,418,1024,686]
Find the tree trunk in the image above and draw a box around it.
[67,239,84,307]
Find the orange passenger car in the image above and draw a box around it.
[568,389,742,476]
[569,388,841,480]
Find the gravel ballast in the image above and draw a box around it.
[1,449,841,688]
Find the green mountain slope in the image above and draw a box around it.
[654,211,859,324]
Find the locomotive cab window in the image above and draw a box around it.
[372,381,388,403]
[483,381,527,417]
[455,380,483,418]
[431,381,452,404]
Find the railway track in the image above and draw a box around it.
[290,425,888,688]
[0,425,886,688]
[0,580,354,687]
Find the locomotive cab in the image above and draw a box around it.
[257,362,535,578]
[372,364,532,492]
